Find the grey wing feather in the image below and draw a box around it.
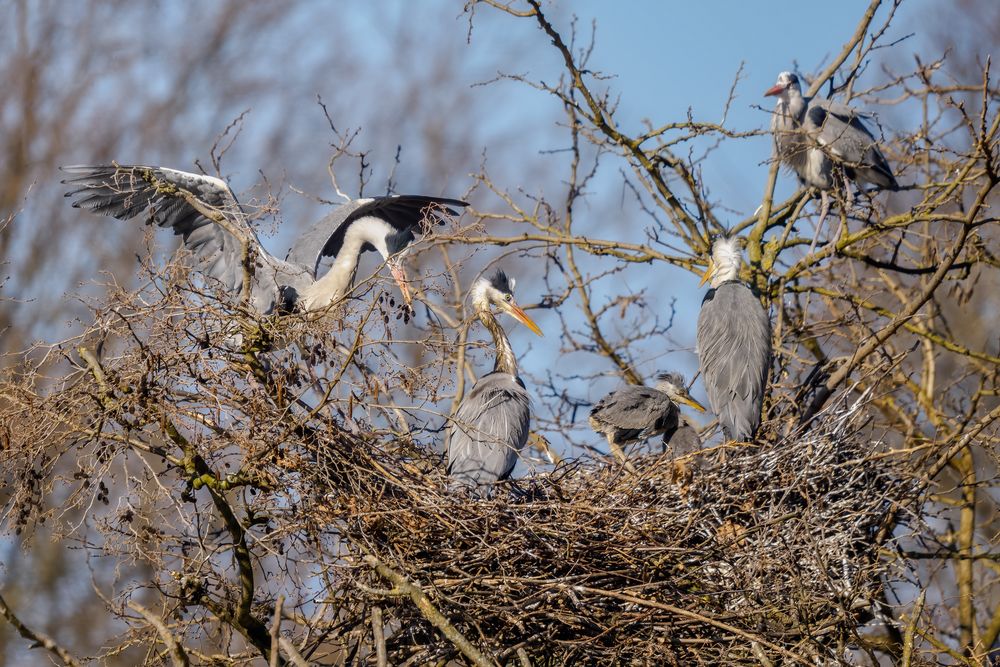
[286,195,468,277]
[589,386,678,445]
[62,164,280,306]
[447,372,530,490]
[697,283,771,441]
[805,99,898,189]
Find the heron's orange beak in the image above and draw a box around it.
[388,259,412,307]
[506,302,543,337]
[764,83,784,97]
[699,259,716,288]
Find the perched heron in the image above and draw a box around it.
[697,236,771,442]
[765,71,897,240]
[62,164,467,314]
[589,371,706,461]
[447,269,543,492]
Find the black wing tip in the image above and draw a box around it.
[868,166,899,191]
[390,194,469,208]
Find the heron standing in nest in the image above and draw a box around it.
[697,235,772,443]
[447,269,543,493]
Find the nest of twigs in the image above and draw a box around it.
[299,392,909,666]
[1,288,914,664]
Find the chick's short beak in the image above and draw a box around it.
[676,392,707,413]
[699,259,716,287]
[388,259,412,307]
[506,302,543,337]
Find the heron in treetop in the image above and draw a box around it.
[62,164,467,314]
[446,269,543,492]
[589,371,706,462]
[765,71,898,240]
[697,235,772,442]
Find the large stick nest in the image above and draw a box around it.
[302,392,910,665]
[0,291,915,664]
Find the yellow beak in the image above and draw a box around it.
[698,259,716,288]
[506,302,543,337]
[675,392,707,413]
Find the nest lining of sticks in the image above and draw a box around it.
[299,392,909,665]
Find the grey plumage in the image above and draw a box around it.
[62,164,466,314]
[588,372,705,455]
[447,270,543,492]
[448,372,531,488]
[662,419,701,457]
[697,236,772,442]
[766,71,898,192]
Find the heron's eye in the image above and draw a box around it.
[504,294,512,302]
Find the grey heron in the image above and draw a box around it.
[697,236,771,442]
[765,72,897,238]
[446,269,543,492]
[62,164,467,314]
[588,371,706,461]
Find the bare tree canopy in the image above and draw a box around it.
[1,0,999,665]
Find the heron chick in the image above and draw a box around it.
[447,270,543,493]
[697,236,771,442]
[589,372,706,461]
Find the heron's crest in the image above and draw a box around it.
[711,235,744,262]
[654,371,686,390]
[776,71,800,90]
[488,268,514,295]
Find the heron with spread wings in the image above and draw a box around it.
[447,270,543,493]
[62,164,467,314]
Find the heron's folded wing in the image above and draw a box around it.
[805,101,897,189]
[447,373,530,485]
[591,386,676,434]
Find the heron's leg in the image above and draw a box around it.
[806,189,831,256]
[607,437,637,473]
[670,454,691,489]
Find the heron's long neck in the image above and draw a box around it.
[299,227,369,311]
[782,91,806,123]
[711,259,741,287]
[478,307,518,376]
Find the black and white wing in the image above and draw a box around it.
[447,372,530,491]
[589,386,678,445]
[805,99,898,190]
[62,164,275,298]
[286,195,468,276]
[697,282,772,441]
